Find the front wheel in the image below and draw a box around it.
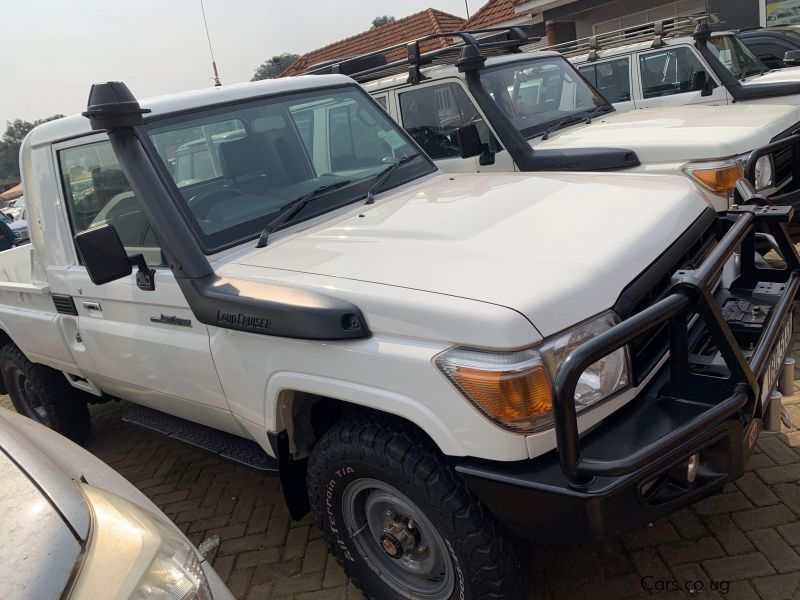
[0,345,91,444]
[306,413,526,600]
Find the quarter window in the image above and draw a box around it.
[59,140,165,266]
[578,58,632,104]
[639,47,715,99]
[399,83,498,160]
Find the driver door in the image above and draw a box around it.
[397,81,513,174]
[48,135,240,434]
[636,46,730,109]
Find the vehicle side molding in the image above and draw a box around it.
[82,82,371,342]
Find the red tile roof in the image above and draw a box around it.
[463,0,528,30]
[280,9,466,77]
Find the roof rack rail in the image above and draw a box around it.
[303,26,541,84]
[539,14,720,60]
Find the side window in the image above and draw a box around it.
[578,64,597,87]
[639,47,715,99]
[578,58,631,103]
[399,82,498,160]
[374,96,388,111]
[59,140,165,267]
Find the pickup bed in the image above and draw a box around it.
[3,74,798,599]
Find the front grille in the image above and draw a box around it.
[771,122,800,193]
[614,211,719,383]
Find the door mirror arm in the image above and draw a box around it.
[129,254,156,291]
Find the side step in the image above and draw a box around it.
[122,406,279,473]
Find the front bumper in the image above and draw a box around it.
[456,203,799,543]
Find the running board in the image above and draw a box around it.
[122,406,279,473]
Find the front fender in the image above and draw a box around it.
[266,371,466,456]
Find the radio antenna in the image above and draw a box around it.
[200,0,222,87]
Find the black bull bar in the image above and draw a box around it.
[554,204,800,487]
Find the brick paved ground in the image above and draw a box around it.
[5,313,800,599]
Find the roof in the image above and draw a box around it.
[463,0,528,29]
[280,9,466,77]
[25,75,353,148]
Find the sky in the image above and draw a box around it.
[0,0,476,127]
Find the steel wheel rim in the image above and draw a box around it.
[10,369,49,424]
[341,478,455,599]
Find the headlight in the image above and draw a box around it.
[682,159,743,197]
[69,486,213,600]
[682,153,774,197]
[435,312,629,433]
[750,154,774,191]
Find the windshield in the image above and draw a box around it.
[145,86,432,251]
[708,34,767,79]
[480,57,610,140]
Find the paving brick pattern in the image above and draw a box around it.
[5,312,800,598]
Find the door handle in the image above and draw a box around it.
[82,302,102,313]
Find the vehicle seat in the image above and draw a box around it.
[218,137,271,195]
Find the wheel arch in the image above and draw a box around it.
[269,382,462,522]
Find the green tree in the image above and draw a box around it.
[372,15,395,28]
[251,53,301,81]
[0,115,64,178]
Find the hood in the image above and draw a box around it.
[745,66,800,86]
[232,172,706,337]
[0,429,82,600]
[536,104,800,163]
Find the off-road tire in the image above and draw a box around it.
[306,412,527,600]
[0,345,91,444]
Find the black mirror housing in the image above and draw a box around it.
[455,124,484,159]
[74,225,156,290]
[75,226,132,285]
[785,50,800,66]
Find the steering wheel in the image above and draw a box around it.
[188,187,245,220]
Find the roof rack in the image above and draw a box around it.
[304,26,541,84]
[539,14,721,60]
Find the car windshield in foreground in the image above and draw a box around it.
[480,57,610,140]
[144,86,433,251]
[709,34,768,79]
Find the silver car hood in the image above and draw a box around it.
[0,448,82,599]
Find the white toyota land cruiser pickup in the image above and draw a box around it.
[312,28,800,214]
[7,75,799,599]
[562,16,800,113]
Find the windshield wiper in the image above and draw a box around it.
[365,153,420,205]
[256,180,351,248]
[540,105,612,141]
[542,106,612,142]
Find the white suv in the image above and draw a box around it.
[314,28,800,214]
[563,16,800,112]
[6,75,799,599]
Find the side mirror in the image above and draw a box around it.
[74,225,156,291]
[454,124,483,159]
[693,71,715,97]
[784,50,800,66]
